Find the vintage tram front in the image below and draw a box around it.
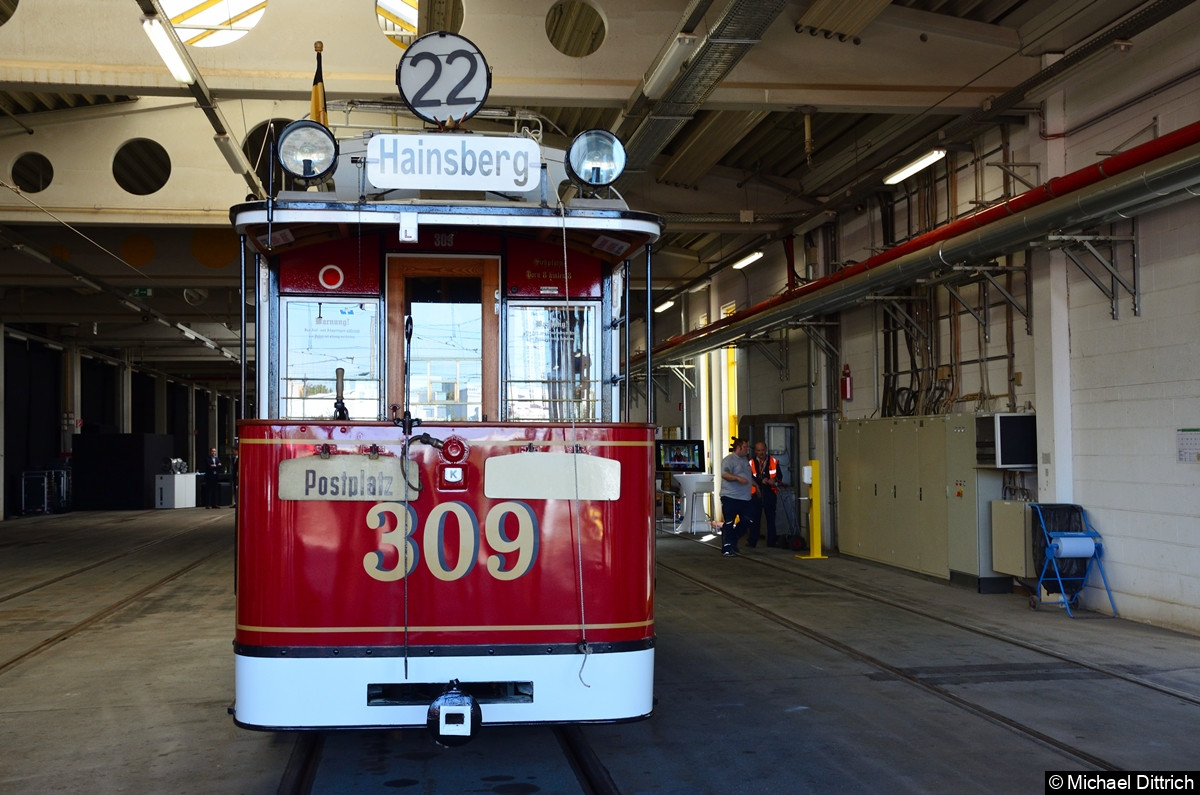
[229,112,661,741]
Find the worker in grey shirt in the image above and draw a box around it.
[719,437,754,556]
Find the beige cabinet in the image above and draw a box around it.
[837,415,1013,589]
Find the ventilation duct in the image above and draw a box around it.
[619,0,792,174]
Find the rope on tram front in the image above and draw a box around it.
[559,199,591,688]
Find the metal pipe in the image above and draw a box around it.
[650,120,1200,364]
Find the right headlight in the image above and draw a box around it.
[565,129,625,189]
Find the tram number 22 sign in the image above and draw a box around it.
[364,500,539,583]
[396,32,491,126]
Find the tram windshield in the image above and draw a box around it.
[279,298,382,419]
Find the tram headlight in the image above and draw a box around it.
[277,120,339,187]
[566,129,625,189]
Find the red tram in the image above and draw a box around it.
[230,36,661,741]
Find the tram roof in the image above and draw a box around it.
[231,198,663,265]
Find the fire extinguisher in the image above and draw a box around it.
[840,364,853,401]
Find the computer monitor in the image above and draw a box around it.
[995,413,1037,469]
[655,439,706,473]
[975,413,1037,469]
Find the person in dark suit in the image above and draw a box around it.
[203,447,222,508]
[230,444,239,508]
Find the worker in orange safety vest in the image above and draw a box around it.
[748,441,780,548]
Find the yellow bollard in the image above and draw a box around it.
[797,459,826,559]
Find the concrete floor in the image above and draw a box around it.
[2,509,1198,793]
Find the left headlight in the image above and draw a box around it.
[277,120,339,186]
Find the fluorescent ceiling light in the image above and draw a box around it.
[730,251,763,270]
[214,134,246,173]
[141,15,196,85]
[654,299,676,313]
[883,149,946,185]
[13,244,51,264]
[643,33,699,100]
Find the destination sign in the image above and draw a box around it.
[366,134,541,192]
[279,455,419,501]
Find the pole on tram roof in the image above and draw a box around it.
[623,258,631,422]
[645,245,653,425]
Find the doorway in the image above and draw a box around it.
[386,256,499,421]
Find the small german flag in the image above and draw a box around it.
[311,41,328,128]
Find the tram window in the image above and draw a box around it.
[406,277,483,422]
[279,298,382,420]
[504,302,599,421]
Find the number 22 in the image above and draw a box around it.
[408,49,479,108]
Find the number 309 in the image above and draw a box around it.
[363,500,539,582]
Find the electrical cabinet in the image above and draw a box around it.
[991,500,1037,578]
[915,416,950,576]
[836,417,948,579]
[837,419,865,557]
[944,414,1008,592]
[837,414,1023,590]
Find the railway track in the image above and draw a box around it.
[657,538,1200,774]
[728,550,1200,709]
[278,724,620,794]
[0,514,229,676]
[0,520,216,605]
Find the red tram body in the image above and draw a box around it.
[229,112,662,739]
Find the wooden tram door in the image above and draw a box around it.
[386,256,500,422]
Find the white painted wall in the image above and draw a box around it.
[1068,196,1200,632]
[828,16,1200,632]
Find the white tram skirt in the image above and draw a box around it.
[233,648,654,729]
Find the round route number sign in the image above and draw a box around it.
[396,32,491,126]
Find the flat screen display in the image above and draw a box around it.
[655,440,706,473]
[996,413,1037,469]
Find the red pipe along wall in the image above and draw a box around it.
[652,117,1200,357]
